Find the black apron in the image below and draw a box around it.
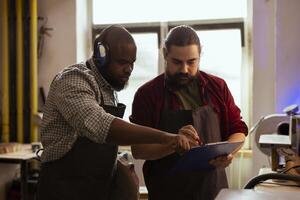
[37,99,126,200]
[143,91,228,200]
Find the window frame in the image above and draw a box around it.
[92,18,245,47]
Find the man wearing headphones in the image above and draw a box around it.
[37,25,199,200]
[130,25,248,200]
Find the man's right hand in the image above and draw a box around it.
[161,125,200,154]
[164,134,192,154]
[178,125,202,147]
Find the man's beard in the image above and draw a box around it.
[98,66,128,91]
[107,76,128,91]
[166,72,196,90]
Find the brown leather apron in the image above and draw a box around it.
[37,98,126,200]
[143,91,228,200]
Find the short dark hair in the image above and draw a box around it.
[164,25,201,54]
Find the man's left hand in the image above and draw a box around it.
[209,154,233,168]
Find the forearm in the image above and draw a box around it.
[106,118,171,145]
[228,132,245,142]
[131,144,174,160]
[227,132,246,153]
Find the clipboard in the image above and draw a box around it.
[170,141,243,173]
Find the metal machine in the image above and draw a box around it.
[251,104,300,176]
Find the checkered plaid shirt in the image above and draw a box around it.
[40,58,118,162]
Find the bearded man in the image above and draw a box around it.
[130,25,248,200]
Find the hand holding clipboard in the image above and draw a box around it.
[170,141,243,173]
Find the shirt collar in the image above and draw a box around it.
[87,57,114,90]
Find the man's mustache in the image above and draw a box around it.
[166,72,196,90]
[171,72,193,80]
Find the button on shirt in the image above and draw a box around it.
[40,58,118,162]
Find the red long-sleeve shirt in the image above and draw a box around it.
[130,71,248,140]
